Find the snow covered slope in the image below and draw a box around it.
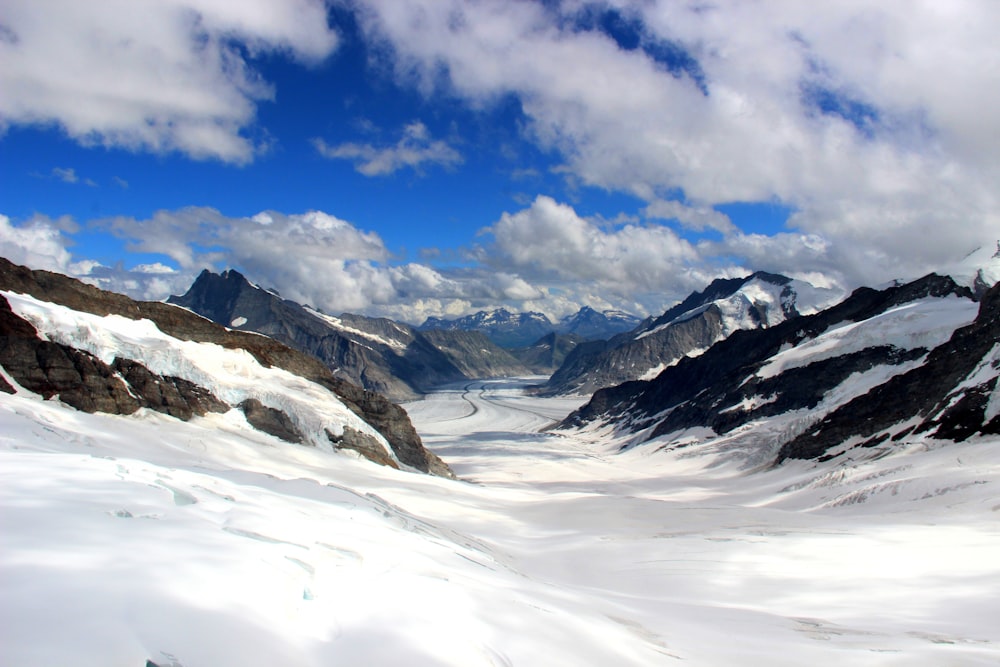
[561,273,999,469]
[543,271,844,396]
[4,376,998,666]
[0,258,452,476]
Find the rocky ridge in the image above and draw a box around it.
[542,271,835,396]
[169,269,528,401]
[0,257,453,477]
[560,273,998,466]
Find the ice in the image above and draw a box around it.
[757,296,978,380]
[3,290,393,454]
[2,370,999,665]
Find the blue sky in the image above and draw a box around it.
[2,1,998,322]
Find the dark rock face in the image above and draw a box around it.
[777,279,1000,462]
[645,345,926,442]
[328,426,400,469]
[169,269,450,401]
[417,329,529,378]
[1,295,228,418]
[0,258,454,477]
[562,273,988,465]
[239,399,303,444]
[113,359,229,420]
[510,332,586,374]
[542,272,799,396]
[544,306,724,396]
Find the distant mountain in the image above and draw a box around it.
[558,306,642,340]
[0,257,453,476]
[418,329,531,378]
[421,308,554,348]
[509,332,587,374]
[421,305,640,348]
[542,271,844,396]
[559,273,999,467]
[169,270,527,401]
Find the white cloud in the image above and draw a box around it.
[51,167,78,184]
[353,0,1000,289]
[313,121,463,176]
[50,167,97,187]
[484,195,704,294]
[0,214,75,273]
[644,199,735,234]
[0,0,338,163]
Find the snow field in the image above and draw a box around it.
[757,295,979,380]
[2,368,999,665]
[3,290,393,455]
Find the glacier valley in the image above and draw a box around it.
[2,375,998,666]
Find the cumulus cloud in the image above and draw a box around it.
[0,214,76,273]
[484,195,712,298]
[353,0,1000,288]
[0,0,338,163]
[313,121,463,176]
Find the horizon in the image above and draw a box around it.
[2,1,998,322]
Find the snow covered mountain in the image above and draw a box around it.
[0,257,452,477]
[170,269,527,400]
[558,306,642,340]
[560,273,999,468]
[421,305,641,348]
[3,256,1000,665]
[421,308,555,348]
[543,271,844,396]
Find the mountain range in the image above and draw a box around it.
[559,271,1000,468]
[168,269,531,401]
[2,248,999,665]
[420,306,641,348]
[541,271,844,396]
[0,257,452,477]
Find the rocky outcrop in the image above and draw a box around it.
[239,398,304,444]
[328,426,400,469]
[0,296,229,418]
[114,358,229,419]
[0,258,454,477]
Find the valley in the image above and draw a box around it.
[2,259,1000,665]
